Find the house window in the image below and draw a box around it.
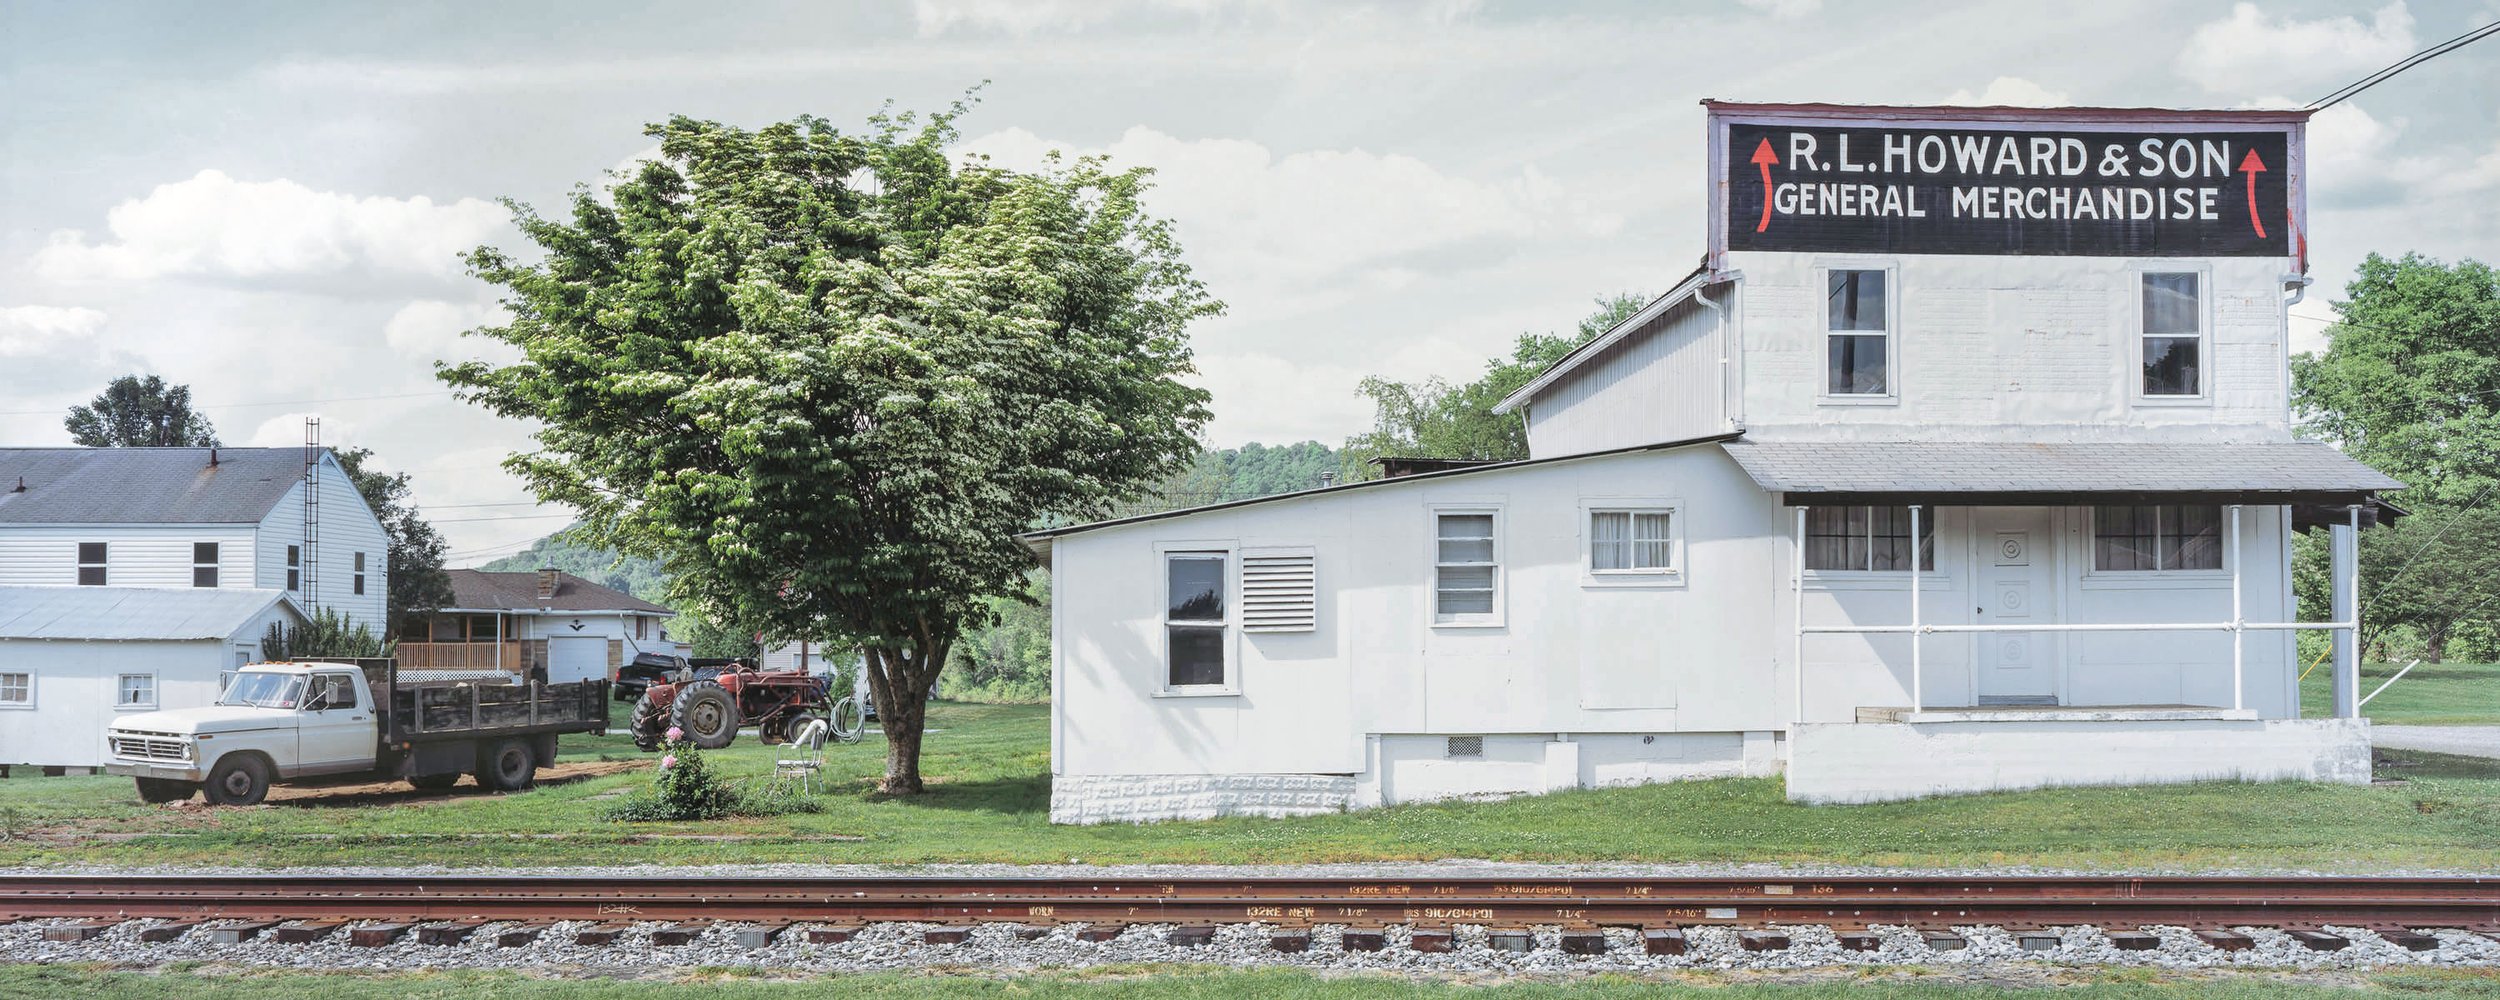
[1805,506,1935,572]
[2094,505,2222,571]
[77,542,107,586]
[2141,272,2202,396]
[1164,553,1228,688]
[286,545,301,591]
[636,616,648,641]
[1433,511,1501,623]
[1590,509,1674,573]
[0,672,29,708]
[117,673,156,708]
[1826,268,1889,395]
[352,551,367,596]
[193,542,219,588]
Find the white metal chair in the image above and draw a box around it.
[771,719,831,794]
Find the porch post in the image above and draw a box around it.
[2228,504,2243,712]
[1793,506,1807,726]
[1909,504,1922,714]
[2331,504,2362,718]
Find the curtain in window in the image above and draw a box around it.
[1634,512,1672,569]
[1591,511,1630,570]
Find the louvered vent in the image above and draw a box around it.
[1240,552,1317,633]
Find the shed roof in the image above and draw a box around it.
[0,447,309,524]
[443,569,673,615]
[0,586,305,641]
[1720,439,2402,503]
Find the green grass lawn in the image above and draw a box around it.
[2300,659,2500,725]
[4,966,2497,1000]
[3,700,2498,871]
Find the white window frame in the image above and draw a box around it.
[116,672,157,710]
[1580,498,1687,588]
[1801,505,1944,582]
[1429,504,1505,628]
[1817,259,1901,404]
[1154,542,1238,697]
[2131,264,2212,404]
[2084,504,2231,580]
[353,550,367,596]
[194,541,220,589]
[286,544,301,591]
[77,541,107,586]
[0,671,31,709]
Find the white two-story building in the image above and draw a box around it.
[0,446,388,770]
[1026,102,2399,823]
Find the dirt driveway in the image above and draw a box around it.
[255,759,647,807]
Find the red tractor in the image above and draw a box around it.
[629,661,838,751]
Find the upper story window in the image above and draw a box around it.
[2093,505,2222,571]
[1825,268,1890,396]
[1164,552,1229,689]
[353,551,367,596]
[1806,506,1935,572]
[2141,272,2203,396]
[77,542,107,586]
[286,545,301,591]
[1590,509,1674,573]
[193,542,220,588]
[1433,511,1501,625]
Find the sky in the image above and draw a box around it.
[2,0,2496,565]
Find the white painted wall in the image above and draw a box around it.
[1524,295,1729,457]
[0,599,301,768]
[252,454,390,634]
[0,525,253,588]
[1787,716,2370,804]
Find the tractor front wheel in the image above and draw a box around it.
[668,679,740,750]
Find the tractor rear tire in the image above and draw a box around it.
[630,690,668,751]
[669,679,740,750]
[476,738,537,792]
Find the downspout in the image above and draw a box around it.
[2282,273,2313,308]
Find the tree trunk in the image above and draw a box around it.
[2423,622,2449,664]
[863,633,952,795]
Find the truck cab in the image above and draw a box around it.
[106,661,379,805]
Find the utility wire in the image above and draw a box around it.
[2310,18,2500,110]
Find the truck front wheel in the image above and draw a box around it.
[134,778,196,804]
[476,738,537,792]
[203,755,271,806]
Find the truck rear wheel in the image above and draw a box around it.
[408,772,462,791]
[134,778,196,804]
[203,754,270,806]
[668,679,739,749]
[476,738,537,792]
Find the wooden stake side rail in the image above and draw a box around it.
[2,876,2493,932]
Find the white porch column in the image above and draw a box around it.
[2331,504,2362,718]
[2227,504,2243,712]
[1792,506,1807,726]
[1909,504,1923,714]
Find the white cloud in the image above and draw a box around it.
[0,305,108,354]
[1944,77,2072,107]
[0,305,142,397]
[1738,0,1821,19]
[2176,2,2416,95]
[32,169,507,287]
[384,299,515,363]
[245,411,361,449]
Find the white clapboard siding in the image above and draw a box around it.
[1240,551,1316,633]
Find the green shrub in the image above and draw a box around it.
[601,730,737,822]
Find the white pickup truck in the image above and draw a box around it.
[104,660,609,805]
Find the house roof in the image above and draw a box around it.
[0,447,310,524]
[1721,439,2402,504]
[0,586,306,641]
[1492,263,1719,416]
[442,569,673,616]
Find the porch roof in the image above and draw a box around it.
[1722,439,2403,507]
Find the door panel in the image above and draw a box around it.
[1972,510,2058,704]
[298,671,374,770]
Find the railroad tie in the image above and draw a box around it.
[648,924,704,947]
[1643,927,1688,956]
[922,927,973,946]
[138,920,205,943]
[1012,926,1051,942]
[573,923,632,946]
[1558,930,1607,955]
[805,926,860,945]
[205,921,281,945]
[273,921,348,944]
[1339,930,1387,952]
[495,923,552,948]
[2106,931,2163,951]
[1410,928,1455,953]
[734,923,793,948]
[1923,933,1968,951]
[1486,930,1534,953]
[2194,930,2254,952]
[2017,933,2062,952]
[1835,930,1881,952]
[1073,925,1124,943]
[416,922,484,947]
[1269,930,1310,953]
[349,923,413,948]
[1737,930,1792,952]
[41,921,116,943]
[1167,925,1216,948]
[2286,930,2349,951]
[2381,929,2441,952]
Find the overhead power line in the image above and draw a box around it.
[2310,18,2500,110]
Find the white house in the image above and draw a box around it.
[395,568,684,684]
[1026,102,2400,823]
[0,586,308,771]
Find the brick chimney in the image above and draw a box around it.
[536,567,560,601]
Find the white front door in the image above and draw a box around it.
[1970,508,2059,705]
[548,636,608,686]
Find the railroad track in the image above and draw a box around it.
[6,875,2496,956]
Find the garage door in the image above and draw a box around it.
[548,637,609,686]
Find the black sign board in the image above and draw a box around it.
[1719,122,2295,257]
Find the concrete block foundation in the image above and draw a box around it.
[1786,713,2372,804]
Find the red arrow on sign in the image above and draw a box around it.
[1751,138,1778,233]
[2238,148,2268,239]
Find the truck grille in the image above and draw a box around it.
[110,733,191,762]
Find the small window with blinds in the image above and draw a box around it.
[1240,550,1317,633]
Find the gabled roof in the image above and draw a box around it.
[0,447,309,524]
[1492,264,1720,416]
[1721,439,2402,501]
[0,586,306,641]
[442,569,673,616]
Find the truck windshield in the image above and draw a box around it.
[219,673,304,709]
